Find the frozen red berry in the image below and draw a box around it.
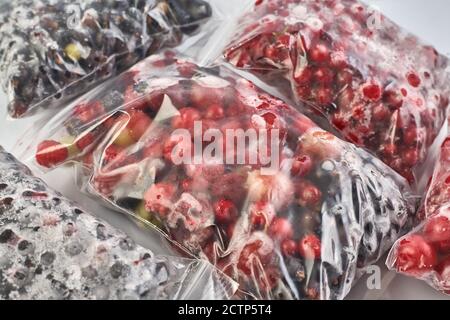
[36,140,69,168]
[423,216,450,244]
[298,234,321,260]
[213,199,238,225]
[395,235,437,275]
[269,217,293,241]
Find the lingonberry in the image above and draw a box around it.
[298,234,321,260]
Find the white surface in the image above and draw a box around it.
[1,0,450,300]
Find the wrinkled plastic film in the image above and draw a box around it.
[387,136,450,295]
[0,0,213,118]
[0,145,237,300]
[223,0,450,188]
[27,54,417,300]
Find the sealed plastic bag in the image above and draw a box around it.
[387,137,450,295]
[29,54,417,299]
[0,0,213,118]
[0,145,236,300]
[223,0,450,186]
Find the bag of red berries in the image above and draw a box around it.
[223,0,450,189]
[0,0,225,118]
[387,137,450,295]
[28,53,417,299]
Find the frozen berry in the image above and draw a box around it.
[249,201,276,229]
[144,183,176,217]
[395,235,437,275]
[291,155,313,177]
[423,216,450,244]
[281,239,297,256]
[36,140,69,168]
[298,234,321,260]
[171,107,202,130]
[269,217,293,241]
[213,199,238,225]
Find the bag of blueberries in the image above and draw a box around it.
[386,136,450,295]
[0,0,237,118]
[0,145,238,300]
[24,53,419,300]
[222,0,450,190]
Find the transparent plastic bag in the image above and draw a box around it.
[0,145,236,300]
[386,136,450,295]
[0,0,214,118]
[223,0,450,187]
[27,53,417,300]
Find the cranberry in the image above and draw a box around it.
[362,82,382,101]
[372,103,389,122]
[402,149,419,166]
[395,235,437,275]
[423,216,450,244]
[204,103,225,120]
[144,183,176,217]
[298,234,321,260]
[407,72,421,88]
[309,43,330,63]
[249,201,276,229]
[36,140,69,168]
[297,181,322,207]
[383,90,403,110]
[291,155,313,177]
[171,107,202,130]
[313,67,334,85]
[269,217,294,241]
[213,199,238,225]
[281,239,297,256]
[294,67,313,85]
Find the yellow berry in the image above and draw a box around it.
[65,43,82,61]
[113,129,135,147]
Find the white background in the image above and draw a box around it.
[1,0,450,300]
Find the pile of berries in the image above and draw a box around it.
[0,0,211,117]
[387,138,450,294]
[34,54,416,299]
[224,0,450,185]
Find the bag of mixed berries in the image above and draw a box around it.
[223,0,450,188]
[0,0,218,118]
[387,136,450,295]
[27,53,417,299]
[0,145,237,300]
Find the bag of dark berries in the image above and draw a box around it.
[386,135,450,295]
[221,0,450,190]
[0,145,237,300]
[25,53,419,300]
[0,0,241,118]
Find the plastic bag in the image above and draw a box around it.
[0,0,214,118]
[0,145,236,300]
[223,0,450,187]
[28,53,417,300]
[386,137,450,295]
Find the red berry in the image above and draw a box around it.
[144,183,176,217]
[73,101,104,123]
[403,149,419,166]
[362,82,382,101]
[128,110,152,141]
[403,127,418,145]
[75,132,95,151]
[314,86,333,106]
[423,216,450,244]
[269,217,293,241]
[213,199,238,225]
[36,140,69,168]
[382,143,397,157]
[372,103,389,122]
[383,90,403,110]
[291,155,313,177]
[294,67,313,85]
[395,235,437,275]
[313,67,334,85]
[407,72,421,88]
[281,239,297,256]
[309,43,330,63]
[249,201,276,229]
[171,107,202,130]
[335,69,353,86]
[204,103,225,120]
[298,234,321,260]
[103,144,123,164]
[297,181,322,207]
[436,256,450,289]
